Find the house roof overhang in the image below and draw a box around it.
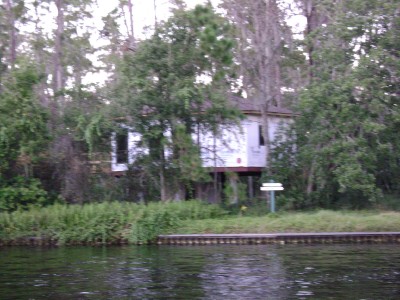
[228,95,297,117]
[209,167,263,173]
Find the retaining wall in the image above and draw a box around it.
[157,232,400,245]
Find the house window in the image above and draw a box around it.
[259,125,265,146]
[116,130,128,164]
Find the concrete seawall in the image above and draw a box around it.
[157,232,400,245]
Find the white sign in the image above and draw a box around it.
[262,183,283,187]
[260,182,283,213]
[260,186,284,191]
[261,182,284,191]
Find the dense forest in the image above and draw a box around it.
[0,0,399,211]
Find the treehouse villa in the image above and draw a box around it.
[110,99,293,202]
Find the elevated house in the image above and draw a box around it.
[110,97,294,202]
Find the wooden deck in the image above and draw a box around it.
[157,232,400,245]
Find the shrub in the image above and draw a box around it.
[0,200,228,245]
[0,177,49,212]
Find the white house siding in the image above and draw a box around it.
[245,116,266,167]
[110,114,291,172]
[199,115,290,169]
[198,123,248,168]
[268,115,290,142]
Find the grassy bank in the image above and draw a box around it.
[1,202,400,246]
[0,201,226,246]
[169,210,400,234]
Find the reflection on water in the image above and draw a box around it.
[1,244,400,299]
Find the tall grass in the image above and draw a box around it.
[173,210,400,234]
[2,205,399,246]
[0,200,227,245]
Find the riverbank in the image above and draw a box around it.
[0,201,226,246]
[170,210,400,234]
[1,201,400,246]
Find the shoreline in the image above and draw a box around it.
[157,232,400,245]
[2,232,400,247]
[2,203,400,247]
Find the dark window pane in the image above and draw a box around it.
[116,131,128,163]
[259,125,265,146]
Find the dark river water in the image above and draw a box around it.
[0,244,399,299]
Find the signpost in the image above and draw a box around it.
[260,181,284,213]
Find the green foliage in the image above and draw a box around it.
[374,194,400,211]
[268,0,400,209]
[224,197,270,216]
[123,200,229,243]
[75,110,114,155]
[0,177,49,212]
[0,0,397,212]
[0,200,227,245]
[129,210,180,244]
[0,63,51,210]
[267,125,306,207]
[109,4,240,200]
[172,124,211,184]
[0,65,49,177]
[2,201,400,245]
[223,172,248,205]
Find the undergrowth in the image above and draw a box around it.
[2,203,399,246]
[0,200,227,245]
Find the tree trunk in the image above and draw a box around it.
[33,4,49,108]
[227,172,239,205]
[54,0,65,108]
[5,0,16,68]
[213,133,220,203]
[300,0,330,83]
[153,0,158,28]
[223,0,283,165]
[159,147,168,201]
[121,0,135,50]
[127,0,135,47]
[248,176,254,199]
[306,159,316,195]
